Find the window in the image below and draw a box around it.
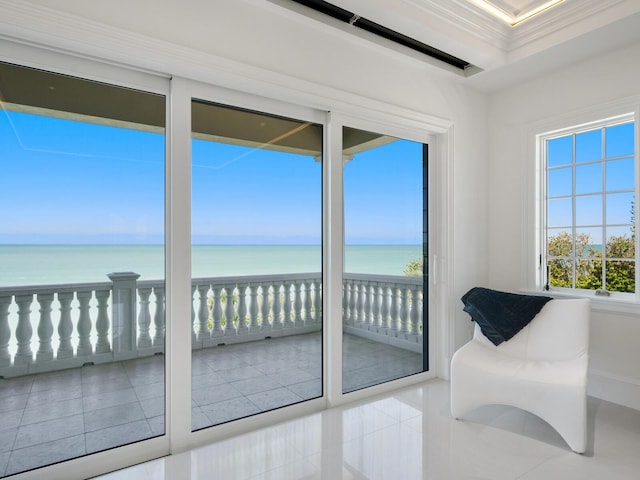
[541,115,636,295]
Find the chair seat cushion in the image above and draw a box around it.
[454,340,588,386]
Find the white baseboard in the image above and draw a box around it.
[588,370,640,411]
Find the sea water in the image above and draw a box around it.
[0,244,422,287]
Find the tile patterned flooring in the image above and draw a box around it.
[0,332,423,477]
[95,379,640,480]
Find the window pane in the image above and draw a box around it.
[575,227,602,258]
[606,158,635,191]
[548,258,573,288]
[606,260,635,293]
[605,122,634,158]
[576,259,601,289]
[575,195,602,226]
[547,135,572,167]
[342,127,426,394]
[547,167,572,197]
[575,129,602,163]
[190,100,323,431]
[606,192,634,225]
[575,163,601,194]
[547,198,572,227]
[547,229,573,257]
[606,228,634,259]
[0,62,166,476]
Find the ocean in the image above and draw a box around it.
[0,244,422,287]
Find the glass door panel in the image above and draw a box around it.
[342,126,427,393]
[0,62,166,476]
[190,100,323,431]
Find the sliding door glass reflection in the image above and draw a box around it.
[0,62,166,476]
[342,127,427,393]
[190,100,323,430]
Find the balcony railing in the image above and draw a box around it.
[0,273,423,378]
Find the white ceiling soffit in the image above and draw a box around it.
[319,0,640,90]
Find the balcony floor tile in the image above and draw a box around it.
[1,331,423,477]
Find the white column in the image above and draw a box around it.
[224,284,237,336]
[137,287,153,348]
[248,284,259,329]
[236,283,249,335]
[303,280,312,324]
[260,284,271,332]
[57,292,74,359]
[0,296,12,367]
[153,286,165,348]
[211,285,224,338]
[35,292,54,363]
[109,272,140,358]
[271,282,283,330]
[15,294,34,365]
[95,288,111,354]
[76,290,93,356]
[283,281,293,328]
[294,280,303,325]
[195,284,209,342]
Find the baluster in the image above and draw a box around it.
[283,281,293,328]
[410,285,421,336]
[224,284,237,336]
[381,285,391,332]
[0,296,12,367]
[260,284,271,331]
[349,281,358,326]
[294,280,303,325]
[95,289,111,354]
[211,285,224,337]
[137,288,153,348]
[14,294,34,365]
[35,292,54,362]
[272,282,282,330]
[153,286,165,347]
[363,281,372,329]
[236,283,248,335]
[372,283,381,331]
[76,291,93,356]
[400,286,410,336]
[342,280,350,324]
[356,281,365,327]
[248,284,259,329]
[191,285,197,345]
[390,285,400,333]
[315,279,322,321]
[56,292,74,359]
[303,280,312,324]
[196,284,209,342]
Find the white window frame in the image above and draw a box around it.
[530,102,640,310]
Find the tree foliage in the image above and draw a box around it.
[547,231,635,293]
[404,258,423,277]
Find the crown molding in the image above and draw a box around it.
[404,0,510,58]
[508,0,631,51]
[0,0,452,133]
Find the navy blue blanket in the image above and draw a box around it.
[461,287,552,346]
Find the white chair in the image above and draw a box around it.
[450,298,590,453]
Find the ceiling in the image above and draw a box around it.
[295,0,640,92]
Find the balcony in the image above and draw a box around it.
[0,273,423,477]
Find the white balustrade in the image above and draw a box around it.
[0,271,421,377]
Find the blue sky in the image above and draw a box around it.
[1,110,424,245]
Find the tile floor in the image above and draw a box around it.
[94,379,640,480]
[0,332,423,477]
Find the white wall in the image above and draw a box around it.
[2,1,489,369]
[488,40,640,409]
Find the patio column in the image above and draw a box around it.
[109,272,140,360]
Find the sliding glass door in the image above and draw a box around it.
[0,62,166,476]
[342,126,428,393]
[190,100,323,430]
